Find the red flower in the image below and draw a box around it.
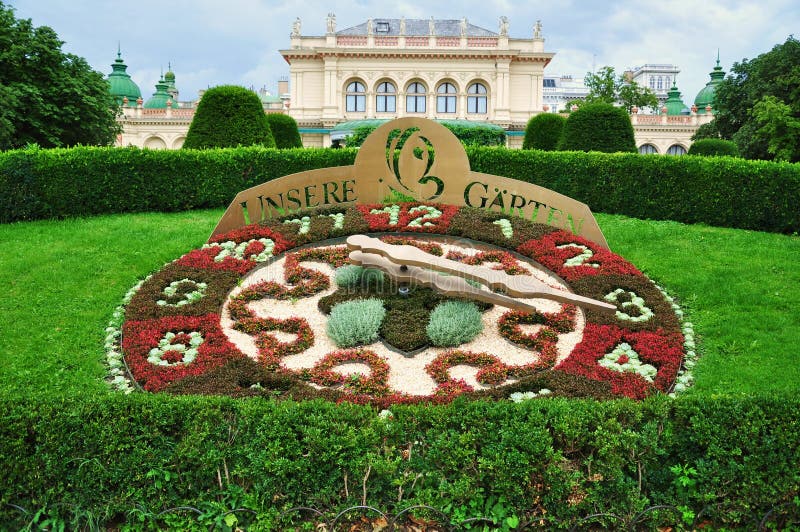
[357,202,459,233]
[517,231,641,281]
[177,225,294,274]
[121,314,246,392]
[309,348,391,396]
[557,323,684,399]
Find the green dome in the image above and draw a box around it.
[107,50,141,106]
[664,82,688,116]
[164,64,177,95]
[143,77,175,109]
[694,55,725,114]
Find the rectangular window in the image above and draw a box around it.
[377,95,396,113]
[346,95,365,112]
[437,96,455,113]
[406,95,425,113]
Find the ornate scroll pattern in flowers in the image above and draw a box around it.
[384,128,444,201]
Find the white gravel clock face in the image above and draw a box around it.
[112,203,694,404]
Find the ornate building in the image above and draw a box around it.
[282,15,552,147]
[110,18,724,153]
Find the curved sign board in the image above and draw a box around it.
[210,118,609,249]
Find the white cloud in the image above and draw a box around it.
[10,0,800,105]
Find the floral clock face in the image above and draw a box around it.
[110,203,696,405]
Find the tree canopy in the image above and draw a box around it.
[713,37,800,162]
[583,66,659,113]
[0,2,120,150]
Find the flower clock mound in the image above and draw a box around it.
[109,204,696,405]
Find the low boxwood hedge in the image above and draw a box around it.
[0,393,797,529]
[1,145,799,234]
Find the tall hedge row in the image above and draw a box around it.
[1,393,797,529]
[1,145,799,234]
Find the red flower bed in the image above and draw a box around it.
[426,350,509,389]
[357,203,459,233]
[380,236,444,256]
[557,323,684,399]
[121,314,245,392]
[309,348,391,396]
[517,231,641,281]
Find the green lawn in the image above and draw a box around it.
[0,209,798,397]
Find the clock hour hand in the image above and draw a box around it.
[346,235,616,313]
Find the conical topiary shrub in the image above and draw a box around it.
[183,85,276,149]
[265,113,303,148]
[523,113,566,150]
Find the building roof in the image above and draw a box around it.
[107,49,142,106]
[694,55,725,113]
[337,18,497,37]
[664,82,688,115]
[144,77,174,109]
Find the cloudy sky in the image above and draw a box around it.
[9,0,799,105]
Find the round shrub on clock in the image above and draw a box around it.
[111,202,694,405]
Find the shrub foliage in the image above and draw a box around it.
[183,85,276,149]
[265,113,303,148]
[1,145,799,234]
[426,300,484,346]
[523,113,566,150]
[0,393,798,529]
[346,120,506,147]
[558,103,637,153]
[326,298,385,347]
[688,138,740,157]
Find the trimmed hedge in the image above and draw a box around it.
[346,120,506,147]
[1,145,800,234]
[265,113,303,149]
[0,393,798,529]
[558,103,637,153]
[688,138,740,157]
[522,113,566,150]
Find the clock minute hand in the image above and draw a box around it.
[345,235,616,313]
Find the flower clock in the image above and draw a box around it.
[107,203,696,405]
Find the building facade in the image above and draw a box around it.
[111,18,723,153]
[282,15,552,147]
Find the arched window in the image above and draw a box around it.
[667,144,687,156]
[345,81,365,112]
[406,82,426,113]
[436,82,456,113]
[638,144,658,154]
[467,82,487,114]
[376,81,396,113]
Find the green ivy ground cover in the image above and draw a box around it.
[1,209,797,396]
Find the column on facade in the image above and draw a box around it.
[322,57,339,121]
[494,59,511,122]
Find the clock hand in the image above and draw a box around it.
[349,250,542,313]
[346,235,616,313]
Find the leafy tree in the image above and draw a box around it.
[687,138,739,157]
[0,2,120,150]
[183,85,275,149]
[522,113,565,150]
[618,82,659,113]
[557,103,636,153]
[584,66,658,112]
[751,95,800,162]
[265,113,303,148]
[714,37,800,160]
